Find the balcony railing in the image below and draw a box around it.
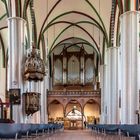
[48,90,100,96]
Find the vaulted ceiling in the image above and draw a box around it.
[0,0,130,68]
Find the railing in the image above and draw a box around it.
[48,90,101,96]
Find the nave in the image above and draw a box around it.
[35,129,135,140]
[46,130,136,140]
[44,130,93,140]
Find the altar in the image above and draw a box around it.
[64,119,83,129]
[64,107,83,129]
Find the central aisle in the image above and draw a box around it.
[46,130,93,140]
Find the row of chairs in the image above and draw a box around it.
[87,124,140,140]
[0,123,63,139]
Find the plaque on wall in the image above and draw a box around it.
[9,89,21,104]
[23,92,40,115]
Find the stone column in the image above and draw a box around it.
[7,17,26,123]
[117,47,121,123]
[100,64,107,124]
[119,11,140,124]
[45,74,49,123]
[40,75,47,123]
[106,47,119,124]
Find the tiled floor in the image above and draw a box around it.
[45,130,93,140]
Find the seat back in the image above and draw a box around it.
[0,123,21,138]
[31,124,39,133]
[38,124,45,132]
[21,124,32,135]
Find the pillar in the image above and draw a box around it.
[118,47,122,123]
[106,47,119,124]
[45,71,49,123]
[120,11,140,124]
[100,64,107,124]
[40,74,47,123]
[7,17,26,123]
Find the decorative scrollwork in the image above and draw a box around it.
[24,43,45,81]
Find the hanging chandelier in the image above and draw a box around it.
[24,43,45,81]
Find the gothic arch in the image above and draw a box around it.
[64,99,82,114]
[83,99,100,123]
[48,99,64,120]
[83,99,100,109]
[48,99,64,106]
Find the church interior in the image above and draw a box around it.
[0,0,140,139]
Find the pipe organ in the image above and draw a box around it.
[52,47,96,87]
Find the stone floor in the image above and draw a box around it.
[45,130,93,140]
[43,130,135,140]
